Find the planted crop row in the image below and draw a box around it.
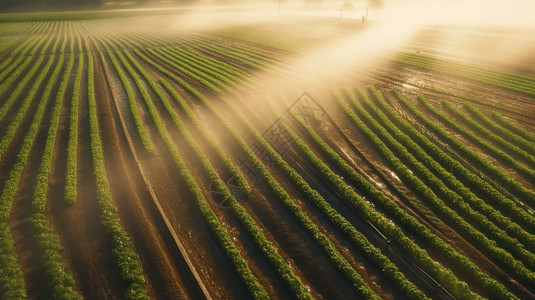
[134,49,251,193]
[102,48,270,299]
[156,47,230,92]
[362,87,535,252]
[395,93,535,212]
[0,51,62,298]
[162,47,239,89]
[280,117,429,299]
[0,223,26,299]
[65,45,84,204]
[147,48,223,94]
[0,53,50,168]
[31,52,81,299]
[292,110,489,299]
[418,96,535,204]
[445,101,535,167]
[106,49,155,153]
[395,53,535,96]
[123,48,313,299]
[491,111,535,143]
[378,90,535,234]
[201,44,267,69]
[0,31,55,300]
[143,46,381,298]
[216,98,384,299]
[87,50,150,300]
[0,37,42,84]
[345,87,535,289]
[0,38,50,122]
[181,47,249,80]
[334,89,518,299]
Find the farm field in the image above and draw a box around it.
[0,6,535,300]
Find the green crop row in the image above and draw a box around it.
[133,48,251,193]
[123,48,312,299]
[292,108,488,299]
[491,111,535,143]
[33,53,70,212]
[145,43,380,297]
[363,87,535,252]
[30,52,81,299]
[65,49,84,204]
[445,101,535,167]
[105,47,270,299]
[282,117,429,299]
[0,36,42,83]
[156,47,231,92]
[158,78,250,193]
[88,51,150,300]
[182,47,249,80]
[418,96,535,205]
[395,92,535,217]
[0,53,51,175]
[0,53,47,123]
[162,47,238,90]
[0,223,26,299]
[106,50,155,153]
[334,89,518,300]
[201,44,267,69]
[345,87,535,290]
[395,53,535,96]
[0,53,62,297]
[380,90,535,235]
[0,34,59,300]
[218,98,381,299]
[179,46,257,92]
[147,48,223,94]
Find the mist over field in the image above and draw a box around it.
[1,0,535,299]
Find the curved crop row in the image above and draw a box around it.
[0,54,50,168]
[162,47,240,90]
[334,89,519,299]
[87,49,150,300]
[418,96,535,205]
[201,44,267,69]
[363,87,535,252]
[102,48,270,299]
[380,90,535,234]
[491,111,535,143]
[345,87,535,289]
[0,36,42,84]
[133,48,251,192]
[443,101,535,168]
[31,53,81,299]
[147,48,223,94]
[0,52,48,123]
[281,117,429,299]
[124,48,313,299]
[0,50,63,296]
[398,93,535,207]
[143,46,381,297]
[395,53,535,96]
[156,47,230,92]
[106,49,155,153]
[64,46,84,204]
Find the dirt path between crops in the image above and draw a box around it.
[46,52,126,299]
[94,50,211,299]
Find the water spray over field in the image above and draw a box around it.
[1,2,535,299]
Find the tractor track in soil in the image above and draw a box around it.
[96,49,213,299]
